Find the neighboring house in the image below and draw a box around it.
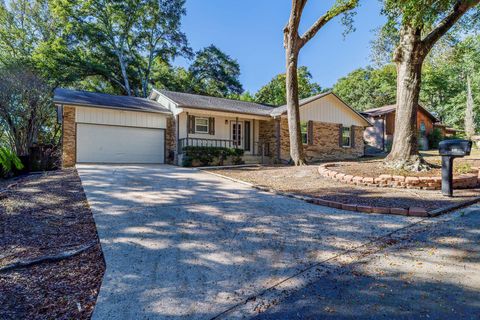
[54,88,371,166]
[361,104,457,151]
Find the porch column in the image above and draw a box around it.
[275,118,281,161]
[235,117,239,148]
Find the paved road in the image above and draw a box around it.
[254,204,480,320]
[76,164,420,319]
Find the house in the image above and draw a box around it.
[361,104,457,151]
[54,88,371,166]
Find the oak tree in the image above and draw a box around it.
[381,0,480,170]
[284,0,358,165]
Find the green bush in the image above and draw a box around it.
[0,147,24,178]
[427,128,444,149]
[182,146,244,167]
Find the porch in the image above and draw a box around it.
[174,110,275,165]
[178,137,271,165]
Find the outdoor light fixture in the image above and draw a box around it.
[225,120,228,125]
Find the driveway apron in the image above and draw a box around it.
[76,164,419,319]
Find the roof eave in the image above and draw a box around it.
[53,100,172,115]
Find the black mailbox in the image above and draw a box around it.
[439,139,472,157]
[438,139,472,197]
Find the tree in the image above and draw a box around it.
[255,66,322,106]
[284,0,358,165]
[380,0,480,170]
[189,45,243,97]
[52,0,190,96]
[333,64,396,111]
[465,74,476,138]
[0,64,56,156]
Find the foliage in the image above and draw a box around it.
[0,64,57,156]
[333,64,396,111]
[255,66,322,106]
[188,45,243,98]
[182,146,244,167]
[0,146,24,177]
[50,0,191,97]
[427,128,444,149]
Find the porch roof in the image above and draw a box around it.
[155,89,275,117]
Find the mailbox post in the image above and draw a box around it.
[438,139,472,197]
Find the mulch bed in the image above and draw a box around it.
[334,159,478,177]
[209,165,480,211]
[0,169,105,320]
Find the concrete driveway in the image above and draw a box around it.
[77,164,421,319]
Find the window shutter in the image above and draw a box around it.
[350,126,355,148]
[188,115,195,134]
[339,125,343,147]
[209,117,215,135]
[307,121,314,145]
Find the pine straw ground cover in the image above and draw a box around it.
[208,165,480,211]
[0,169,105,320]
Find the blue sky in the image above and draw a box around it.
[174,0,387,93]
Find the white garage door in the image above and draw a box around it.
[77,123,165,164]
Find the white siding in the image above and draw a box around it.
[76,106,167,129]
[298,95,366,126]
[178,112,257,154]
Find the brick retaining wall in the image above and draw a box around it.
[318,163,479,190]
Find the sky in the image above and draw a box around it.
[174,0,387,93]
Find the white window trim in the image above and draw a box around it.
[195,117,209,134]
[301,121,308,145]
[342,126,351,148]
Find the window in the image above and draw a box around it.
[342,127,351,147]
[420,121,426,134]
[301,122,308,144]
[195,117,209,133]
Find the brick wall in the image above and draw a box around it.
[276,118,364,162]
[165,115,176,164]
[62,106,76,167]
[258,119,277,157]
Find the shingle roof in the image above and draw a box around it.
[54,88,171,114]
[270,92,332,117]
[156,89,274,116]
[362,104,439,122]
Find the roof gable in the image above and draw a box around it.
[270,92,371,126]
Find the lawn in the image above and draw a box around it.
[0,169,104,320]
[208,164,480,211]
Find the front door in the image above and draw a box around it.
[231,121,243,149]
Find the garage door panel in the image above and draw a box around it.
[77,124,164,164]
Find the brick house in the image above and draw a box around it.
[361,104,457,151]
[54,88,371,166]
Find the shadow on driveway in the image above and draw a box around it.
[77,164,422,319]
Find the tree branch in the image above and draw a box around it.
[0,242,96,273]
[299,0,358,48]
[422,0,480,51]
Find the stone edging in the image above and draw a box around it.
[203,169,480,218]
[318,163,479,190]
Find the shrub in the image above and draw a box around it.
[182,146,244,167]
[427,128,444,149]
[0,147,24,178]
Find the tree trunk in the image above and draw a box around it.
[385,25,429,171]
[116,50,131,96]
[465,74,475,139]
[285,48,306,165]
